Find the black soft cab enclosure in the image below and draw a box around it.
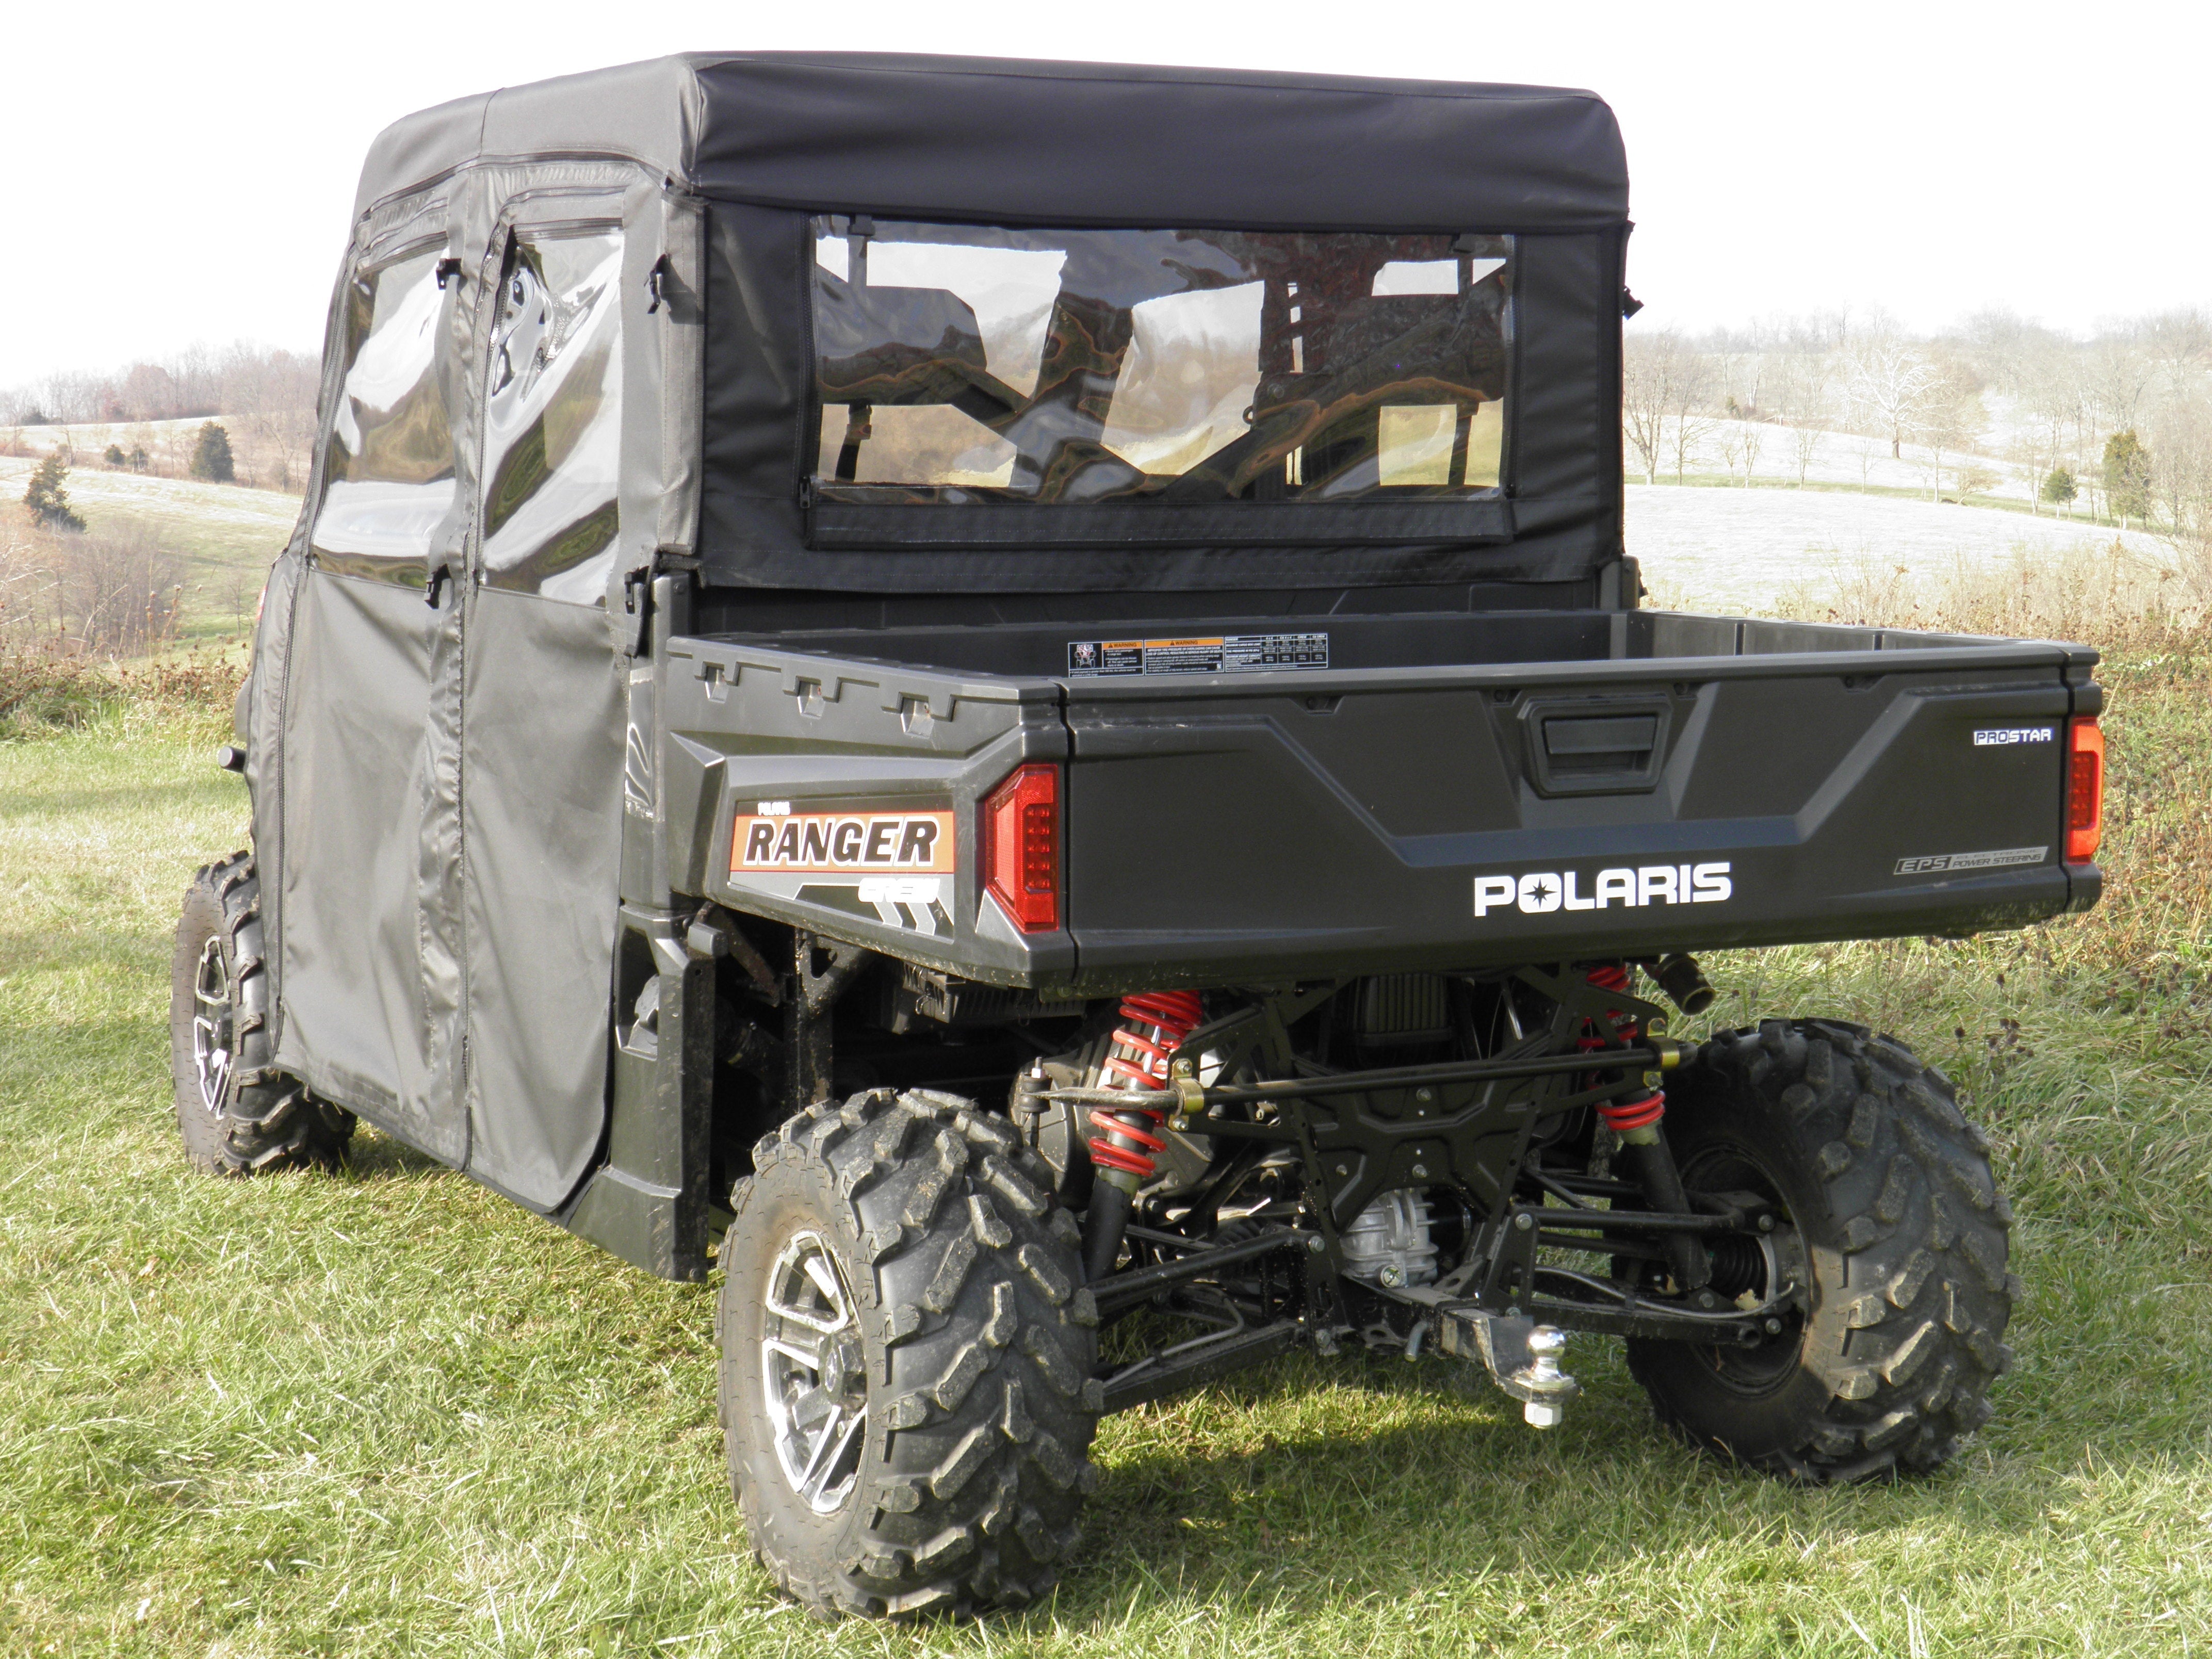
[242,51,1649,1215]
[188,52,2101,1622]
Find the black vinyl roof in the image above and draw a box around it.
[355,52,1629,232]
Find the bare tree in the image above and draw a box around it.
[220,344,320,492]
[1622,329,1689,485]
[7,522,185,652]
[2016,344,2085,514]
[118,361,181,420]
[1664,349,1715,483]
[1770,351,1833,485]
[1742,416,1767,485]
[1915,356,1985,501]
[1955,307,2060,400]
[2138,307,2209,400]
[2087,331,2160,437]
[1847,332,1941,460]
[1712,350,1765,485]
[1714,419,1746,484]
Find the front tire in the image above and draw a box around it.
[1627,1018,2016,1482]
[718,1088,1100,1619]
[168,853,353,1174]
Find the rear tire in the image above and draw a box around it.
[718,1088,1100,1619]
[168,853,354,1174]
[1627,1018,2015,1482]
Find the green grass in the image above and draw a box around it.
[4,653,2212,1656]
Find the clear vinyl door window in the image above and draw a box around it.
[481,227,624,604]
[810,220,1510,507]
[311,246,457,583]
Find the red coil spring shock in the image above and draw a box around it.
[1584,964,1666,1132]
[1598,1089,1667,1134]
[1583,965,1705,1289]
[1087,990,1205,1184]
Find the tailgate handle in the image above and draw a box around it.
[1519,697,1672,796]
[1543,714,1658,758]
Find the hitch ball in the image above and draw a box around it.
[1519,1327,1573,1429]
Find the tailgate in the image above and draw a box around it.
[1061,644,2097,989]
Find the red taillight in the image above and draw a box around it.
[2065,718,2104,864]
[983,762,1061,933]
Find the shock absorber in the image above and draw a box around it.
[1082,990,1203,1282]
[1586,967,1710,1294]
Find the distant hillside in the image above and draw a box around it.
[1628,483,2165,615]
[2,457,300,645]
[0,416,310,496]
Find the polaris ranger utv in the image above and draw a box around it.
[171,53,2103,1620]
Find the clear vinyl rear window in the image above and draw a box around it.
[810,218,1511,505]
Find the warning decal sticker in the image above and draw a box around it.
[1067,633,1329,677]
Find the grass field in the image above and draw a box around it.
[4,599,2212,1653]
[0,458,300,648]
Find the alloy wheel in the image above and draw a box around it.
[760,1230,870,1514]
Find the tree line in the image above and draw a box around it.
[1623,305,2212,580]
[0,342,319,491]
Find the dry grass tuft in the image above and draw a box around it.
[0,638,243,734]
[1772,534,2201,653]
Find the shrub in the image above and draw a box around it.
[2105,429,2153,522]
[21,456,86,532]
[3,521,186,654]
[0,640,109,727]
[189,421,236,483]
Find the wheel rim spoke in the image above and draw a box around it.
[761,1230,869,1514]
[793,1403,842,1492]
[190,936,234,1116]
[762,1335,824,1373]
[800,1405,866,1506]
[802,1254,844,1311]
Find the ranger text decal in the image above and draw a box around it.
[733,806,955,874]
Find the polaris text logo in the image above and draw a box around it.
[1473,863,1733,918]
[1972,727,2055,746]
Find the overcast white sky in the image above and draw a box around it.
[2,0,2203,388]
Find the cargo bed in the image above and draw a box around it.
[659,608,2101,994]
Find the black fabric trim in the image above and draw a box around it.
[806,498,1514,551]
[687,56,1625,234]
[353,56,1629,235]
[703,487,1600,592]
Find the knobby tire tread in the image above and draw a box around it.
[169,852,354,1175]
[1628,1017,2015,1482]
[719,1087,1100,1621]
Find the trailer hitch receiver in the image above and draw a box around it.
[1436,1308,1580,1428]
